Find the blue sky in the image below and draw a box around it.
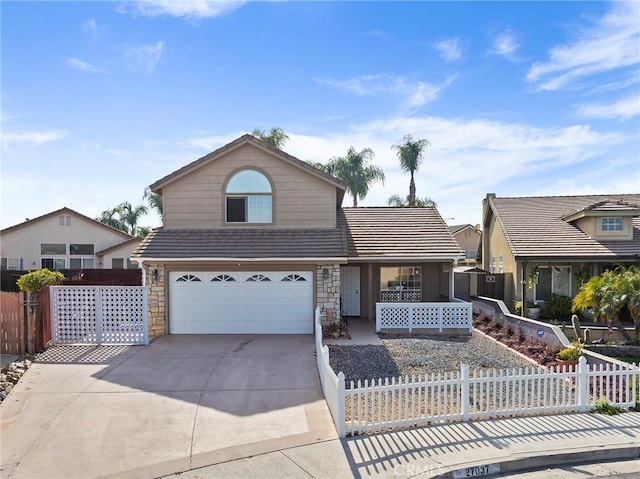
[2,0,639,230]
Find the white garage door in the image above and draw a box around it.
[169,271,313,334]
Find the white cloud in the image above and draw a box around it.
[490,29,520,61]
[577,94,640,121]
[2,129,69,151]
[526,2,640,91]
[435,38,461,62]
[65,57,104,73]
[125,0,245,19]
[82,18,103,42]
[319,74,456,111]
[122,41,164,73]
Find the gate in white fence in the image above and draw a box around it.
[50,286,149,345]
[376,301,472,333]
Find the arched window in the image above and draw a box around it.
[225,170,272,223]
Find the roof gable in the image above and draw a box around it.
[149,134,346,197]
[1,207,134,239]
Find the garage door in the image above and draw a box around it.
[169,271,313,334]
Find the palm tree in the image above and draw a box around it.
[391,134,430,207]
[387,194,438,208]
[143,187,163,218]
[327,146,385,207]
[97,206,127,232]
[251,127,289,149]
[118,202,148,236]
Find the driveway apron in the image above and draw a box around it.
[0,335,337,479]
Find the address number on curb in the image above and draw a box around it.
[453,463,500,478]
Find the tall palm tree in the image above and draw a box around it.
[251,127,289,149]
[387,194,438,208]
[143,187,163,218]
[391,134,430,207]
[327,146,385,207]
[118,202,148,236]
[97,206,126,232]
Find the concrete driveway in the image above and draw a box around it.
[0,335,337,479]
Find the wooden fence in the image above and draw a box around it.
[0,292,23,355]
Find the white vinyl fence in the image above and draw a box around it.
[50,286,149,345]
[344,358,639,436]
[315,306,345,437]
[376,301,472,333]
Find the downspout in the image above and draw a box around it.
[139,260,147,287]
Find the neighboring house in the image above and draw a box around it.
[481,193,640,308]
[448,224,481,266]
[133,134,464,337]
[0,207,141,271]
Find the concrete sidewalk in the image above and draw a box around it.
[163,412,640,478]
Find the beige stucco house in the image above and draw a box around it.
[449,224,481,266]
[0,207,140,271]
[481,193,640,309]
[133,134,464,337]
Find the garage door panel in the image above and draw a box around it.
[169,271,313,334]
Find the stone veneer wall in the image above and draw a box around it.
[145,263,166,337]
[316,263,341,326]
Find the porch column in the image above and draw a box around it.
[449,263,455,300]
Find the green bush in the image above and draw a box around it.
[16,269,65,292]
[591,398,621,415]
[541,294,572,320]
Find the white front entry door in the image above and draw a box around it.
[340,266,360,316]
[168,271,313,334]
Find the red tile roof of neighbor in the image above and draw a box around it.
[486,194,640,260]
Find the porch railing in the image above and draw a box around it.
[376,300,472,333]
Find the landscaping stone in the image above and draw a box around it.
[0,356,33,404]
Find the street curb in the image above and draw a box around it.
[434,444,640,478]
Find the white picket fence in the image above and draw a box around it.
[50,286,149,345]
[343,358,639,436]
[376,301,472,333]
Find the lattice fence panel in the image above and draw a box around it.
[412,305,440,328]
[379,306,410,329]
[52,287,98,344]
[100,287,147,344]
[51,286,148,345]
[442,305,470,328]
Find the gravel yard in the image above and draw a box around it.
[329,332,534,384]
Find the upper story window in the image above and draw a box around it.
[41,243,66,255]
[225,169,272,223]
[601,217,623,232]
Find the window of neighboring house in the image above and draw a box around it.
[126,259,136,269]
[1,257,20,270]
[59,215,71,226]
[490,256,496,273]
[41,243,66,255]
[379,266,422,302]
[498,256,504,274]
[466,250,477,260]
[601,217,623,231]
[41,258,66,270]
[535,266,571,302]
[112,258,124,269]
[69,258,94,269]
[225,170,272,223]
[70,244,94,255]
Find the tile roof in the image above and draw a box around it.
[132,228,347,259]
[487,194,640,260]
[338,207,464,259]
[1,206,134,238]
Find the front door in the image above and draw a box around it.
[340,266,360,316]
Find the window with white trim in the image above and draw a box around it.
[534,266,571,302]
[41,258,66,270]
[225,170,272,223]
[601,217,623,231]
[1,257,20,270]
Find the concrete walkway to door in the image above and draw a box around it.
[0,335,337,479]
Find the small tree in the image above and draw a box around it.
[572,268,634,343]
[17,269,65,293]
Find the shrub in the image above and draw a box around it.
[556,343,583,361]
[541,294,572,320]
[591,398,621,415]
[17,269,65,292]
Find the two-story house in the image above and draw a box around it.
[0,207,140,272]
[448,224,481,267]
[481,193,640,308]
[133,134,464,336]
